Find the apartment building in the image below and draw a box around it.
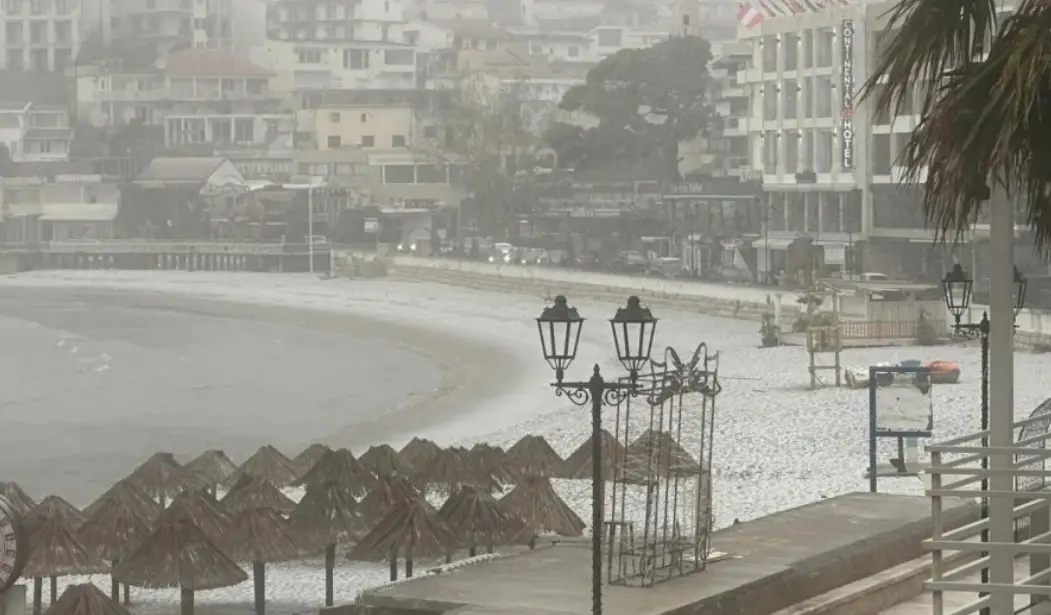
[0,102,73,162]
[110,0,232,59]
[0,0,101,71]
[315,103,415,150]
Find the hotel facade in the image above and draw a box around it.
[736,1,1027,282]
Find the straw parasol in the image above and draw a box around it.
[560,429,627,480]
[0,481,37,515]
[397,437,441,474]
[619,429,701,484]
[358,474,421,526]
[468,443,518,485]
[222,474,296,516]
[500,476,585,538]
[414,447,498,495]
[112,510,247,615]
[25,496,86,533]
[506,435,565,478]
[82,480,160,521]
[229,445,300,488]
[25,515,108,613]
[159,490,231,543]
[296,448,373,498]
[44,583,132,615]
[358,444,402,478]
[184,450,239,492]
[77,485,160,604]
[349,497,458,581]
[292,443,331,477]
[124,452,201,506]
[288,480,367,607]
[437,485,525,556]
[221,508,308,615]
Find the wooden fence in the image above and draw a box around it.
[839,319,944,340]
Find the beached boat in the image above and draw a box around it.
[924,360,962,384]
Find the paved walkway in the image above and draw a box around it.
[881,558,1039,613]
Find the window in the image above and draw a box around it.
[596,29,621,46]
[361,135,374,147]
[416,164,447,183]
[54,21,71,43]
[334,163,355,176]
[29,22,45,43]
[783,33,799,71]
[327,135,341,147]
[391,134,405,147]
[3,0,20,14]
[383,165,415,183]
[329,112,340,122]
[763,131,777,169]
[815,75,832,118]
[296,48,322,63]
[802,29,813,69]
[783,79,798,119]
[762,83,776,121]
[384,49,414,65]
[360,113,367,122]
[343,49,369,69]
[815,28,834,68]
[423,125,437,139]
[815,129,833,173]
[5,22,21,44]
[234,118,254,143]
[784,131,799,174]
[872,134,891,175]
[761,36,776,72]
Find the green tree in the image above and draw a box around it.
[552,35,716,182]
[864,0,1051,243]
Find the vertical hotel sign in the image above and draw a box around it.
[841,19,855,170]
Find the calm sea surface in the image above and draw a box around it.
[0,287,441,505]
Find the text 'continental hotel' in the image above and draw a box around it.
[736,0,1024,280]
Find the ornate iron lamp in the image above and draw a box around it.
[534,295,657,615]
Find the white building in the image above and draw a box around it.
[0,102,73,162]
[0,174,120,244]
[0,0,104,71]
[110,0,233,58]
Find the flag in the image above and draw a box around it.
[786,0,806,12]
[757,0,779,17]
[738,2,764,27]
[801,0,825,10]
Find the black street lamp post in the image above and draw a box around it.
[535,295,658,615]
[941,262,1026,615]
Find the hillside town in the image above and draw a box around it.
[0,0,1042,302]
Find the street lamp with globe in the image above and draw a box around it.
[535,295,657,615]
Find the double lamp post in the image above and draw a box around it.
[941,262,1027,613]
[535,294,658,615]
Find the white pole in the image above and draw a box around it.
[308,186,315,274]
[988,198,1016,612]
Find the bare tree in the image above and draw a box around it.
[417,76,551,235]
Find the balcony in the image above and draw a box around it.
[925,408,1051,615]
[722,117,747,137]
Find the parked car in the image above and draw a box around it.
[612,251,649,274]
[645,257,690,278]
[515,248,549,265]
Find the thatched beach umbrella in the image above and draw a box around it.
[468,443,518,485]
[25,516,108,614]
[184,450,239,493]
[77,485,159,604]
[125,452,201,507]
[112,510,247,615]
[230,445,299,488]
[414,447,497,495]
[222,474,295,516]
[82,480,160,521]
[296,448,373,498]
[44,583,131,615]
[397,437,441,474]
[438,485,525,556]
[221,508,308,615]
[160,490,231,542]
[501,476,585,539]
[358,444,402,478]
[0,481,37,515]
[25,496,86,533]
[292,443,331,477]
[349,497,458,581]
[358,474,420,526]
[506,435,564,478]
[560,429,626,480]
[619,429,701,483]
[288,479,367,606]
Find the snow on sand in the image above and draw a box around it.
[4,270,1051,613]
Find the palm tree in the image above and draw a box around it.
[862,0,1051,242]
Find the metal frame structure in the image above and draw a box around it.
[925,410,1051,615]
[606,343,721,588]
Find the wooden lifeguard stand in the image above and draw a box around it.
[803,282,843,389]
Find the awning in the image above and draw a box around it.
[39,203,117,222]
[752,238,795,250]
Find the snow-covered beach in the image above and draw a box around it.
[3,270,1050,613]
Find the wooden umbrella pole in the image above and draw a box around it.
[405,544,414,578]
[32,577,42,615]
[123,584,130,605]
[49,576,57,604]
[324,543,335,607]
[253,561,266,615]
[180,586,194,615]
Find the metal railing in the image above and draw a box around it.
[927,411,1051,615]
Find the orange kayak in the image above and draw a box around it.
[923,360,961,384]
